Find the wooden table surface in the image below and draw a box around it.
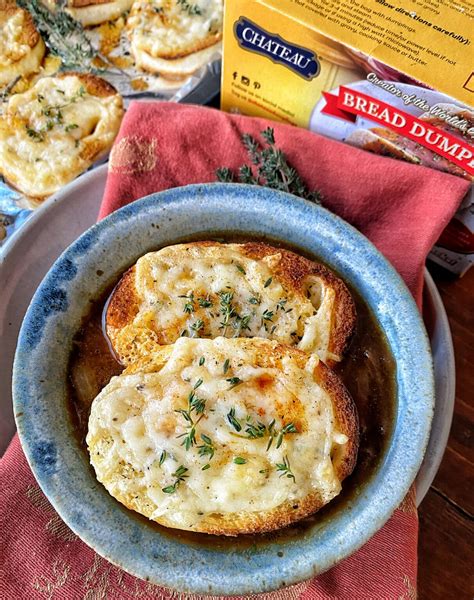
[419,263,473,600]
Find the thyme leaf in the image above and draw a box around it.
[227,407,242,432]
[226,376,242,389]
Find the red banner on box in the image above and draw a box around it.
[321,86,474,176]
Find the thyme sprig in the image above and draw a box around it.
[179,292,195,314]
[162,465,189,494]
[216,128,321,204]
[217,289,252,336]
[17,0,97,70]
[25,86,85,142]
[175,379,206,450]
[16,0,129,76]
[276,455,296,483]
[197,434,215,461]
[226,410,297,450]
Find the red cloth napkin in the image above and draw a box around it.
[1,103,470,600]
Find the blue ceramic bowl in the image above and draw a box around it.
[13,183,434,596]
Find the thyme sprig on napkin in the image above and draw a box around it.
[216,128,321,204]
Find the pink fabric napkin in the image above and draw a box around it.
[1,103,470,600]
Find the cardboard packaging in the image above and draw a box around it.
[221,0,474,275]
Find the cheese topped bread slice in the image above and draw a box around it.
[0,2,46,87]
[127,0,223,79]
[87,336,358,535]
[0,72,123,200]
[106,241,356,367]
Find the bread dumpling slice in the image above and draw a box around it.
[127,0,223,79]
[0,3,46,87]
[87,337,359,535]
[0,72,123,201]
[106,241,356,367]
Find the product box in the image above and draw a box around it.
[221,0,474,275]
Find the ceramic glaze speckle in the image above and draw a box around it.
[13,183,434,596]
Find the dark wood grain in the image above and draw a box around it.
[418,263,474,600]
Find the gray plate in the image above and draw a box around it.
[0,165,453,503]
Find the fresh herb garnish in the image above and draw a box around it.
[234,456,247,465]
[245,419,267,439]
[275,423,297,449]
[162,465,189,494]
[233,314,251,335]
[175,379,206,449]
[158,450,167,467]
[199,356,205,366]
[201,463,211,470]
[223,359,230,374]
[264,277,272,288]
[17,0,97,70]
[180,292,195,314]
[248,296,261,305]
[261,309,274,331]
[189,319,204,336]
[226,377,242,389]
[197,434,215,461]
[267,421,297,450]
[218,290,236,334]
[176,0,202,16]
[276,456,296,483]
[26,127,45,142]
[24,87,86,142]
[198,296,213,308]
[227,407,242,432]
[236,263,246,275]
[216,128,321,204]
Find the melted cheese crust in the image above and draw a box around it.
[127,0,223,63]
[0,73,123,199]
[0,7,45,86]
[87,337,349,533]
[109,243,340,365]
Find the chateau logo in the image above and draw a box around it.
[234,17,320,80]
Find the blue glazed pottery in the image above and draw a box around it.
[13,183,434,596]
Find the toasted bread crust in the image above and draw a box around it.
[0,4,40,52]
[58,71,119,98]
[115,340,359,535]
[106,241,356,366]
[106,266,139,330]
